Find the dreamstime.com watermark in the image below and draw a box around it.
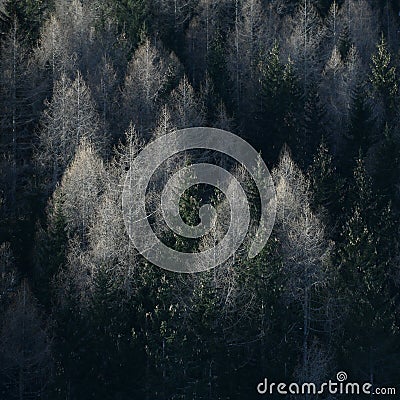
[122,127,277,273]
[256,371,397,396]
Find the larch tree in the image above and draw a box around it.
[89,55,119,139]
[33,13,71,82]
[107,123,145,279]
[320,45,346,139]
[167,75,205,129]
[151,105,176,140]
[37,71,105,189]
[283,0,324,91]
[214,102,234,132]
[272,149,333,384]
[34,0,99,81]
[326,44,362,146]
[88,131,143,287]
[121,37,182,137]
[53,141,106,313]
[322,0,341,60]
[59,139,105,243]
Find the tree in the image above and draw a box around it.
[151,105,176,140]
[89,55,119,140]
[283,0,324,90]
[337,156,400,383]
[299,84,327,167]
[33,189,68,308]
[339,0,378,67]
[372,124,400,207]
[199,73,219,125]
[319,44,362,141]
[0,0,51,44]
[257,43,302,162]
[213,102,234,131]
[151,0,197,51]
[319,41,362,153]
[0,280,52,400]
[59,140,105,243]
[121,37,182,137]
[0,19,33,218]
[322,0,341,56]
[381,0,400,49]
[33,0,100,82]
[36,71,105,189]
[341,82,376,173]
[95,0,150,47]
[226,0,270,116]
[184,0,221,84]
[369,35,398,124]
[308,137,344,235]
[272,149,333,384]
[167,75,205,128]
[0,242,17,313]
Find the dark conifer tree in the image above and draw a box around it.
[257,43,302,163]
[341,82,376,174]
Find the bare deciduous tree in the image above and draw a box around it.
[37,71,105,189]
[167,75,205,128]
[59,139,105,242]
[283,0,324,90]
[122,38,182,137]
[272,149,333,384]
[34,0,99,81]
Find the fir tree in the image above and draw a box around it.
[257,43,301,162]
[342,82,376,174]
[309,137,343,235]
[369,35,398,123]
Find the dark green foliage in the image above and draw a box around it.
[33,190,67,308]
[257,43,302,163]
[96,0,150,49]
[299,84,327,167]
[338,25,351,59]
[207,30,231,109]
[309,137,344,235]
[0,0,52,43]
[341,82,376,174]
[373,124,400,207]
[337,157,400,383]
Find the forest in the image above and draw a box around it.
[0,0,399,398]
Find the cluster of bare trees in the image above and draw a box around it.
[0,0,399,398]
